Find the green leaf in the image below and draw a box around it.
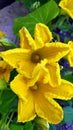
[0,89,17,114]
[24,122,34,130]
[49,124,56,130]
[63,106,73,124]
[0,79,7,90]
[61,72,73,83]
[0,113,8,129]
[16,0,48,11]
[0,38,16,50]
[10,123,24,130]
[10,122,34,130]
[14,0,59,36]
[56,15,66,27]
[58,23,72,31]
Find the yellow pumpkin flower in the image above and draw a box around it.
[67,41,73,66]
[0,60,12,82]
[0,30,7,46]
[10,69,73,124]
[0,30,7,38]
[59,0,73,19]
[0,23,70,87]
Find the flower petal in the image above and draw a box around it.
[28,59,48,86]
[67,41,73,66]
[45,79,73,100]
[0,48,35,78]
[67,51,73,66]
[18,96,36,122]
[0,60,12,82]
[35,94,63,124]
[19,27,36,50]
[59,0,73,19]
[10,74,29,100]
[37,42,70,62]
[11,74,36,122]
[34,23,53,49]
[68,41,73,49]
[43,62,61,87]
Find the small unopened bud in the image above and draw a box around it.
[35,117,49,130]
[31,1,40,10]
[0,38,16,50]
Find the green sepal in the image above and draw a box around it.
[0,38,16,50]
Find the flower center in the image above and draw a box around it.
[30,84,38,91]
[31,53,41,63]
[0,67,6,74]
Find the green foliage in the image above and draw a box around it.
[63,106,73,124]
[49,124,56,130]
[16,0,48,11]
[0,89,17,129]
[10,122,34,130]
[55,15,73,31]
[0,38,16,50]
[0,89,17,114]
[61,69,73,83]
[62,74,73,83]
[58,23,73,31]
[10,123,24,130]
[0,79,7,90]
[24,122,34,130]
[14,0,59,36]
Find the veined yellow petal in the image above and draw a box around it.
[10,74,29,101]
[28,59,48,86]
[59,0,73,19]
[0,48,30,67]
[18,93,36,123]
[16,59,36,78]
[67,51,73,66]
[43,62,61,87]
[19,27,36,50]
[34,23,53,49]
[18,97,36,122]
[67,41,73,66]
[45,79,73,100]
[68,41,73,49]
[37,42,70,62]
[35,94,63,124]
[11,74,36,122]
[0,60,12,82]
[0,48,36,78]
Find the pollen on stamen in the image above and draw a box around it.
[30,85,38,91]
[31,53,41,63]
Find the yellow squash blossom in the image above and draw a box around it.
[0,30,7,38]
[0,30,7,46]
[67,41,73,66]
[0,60,12,82]
[59,0,73,19]
[10,68,73,124]
[0,23,70,87]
